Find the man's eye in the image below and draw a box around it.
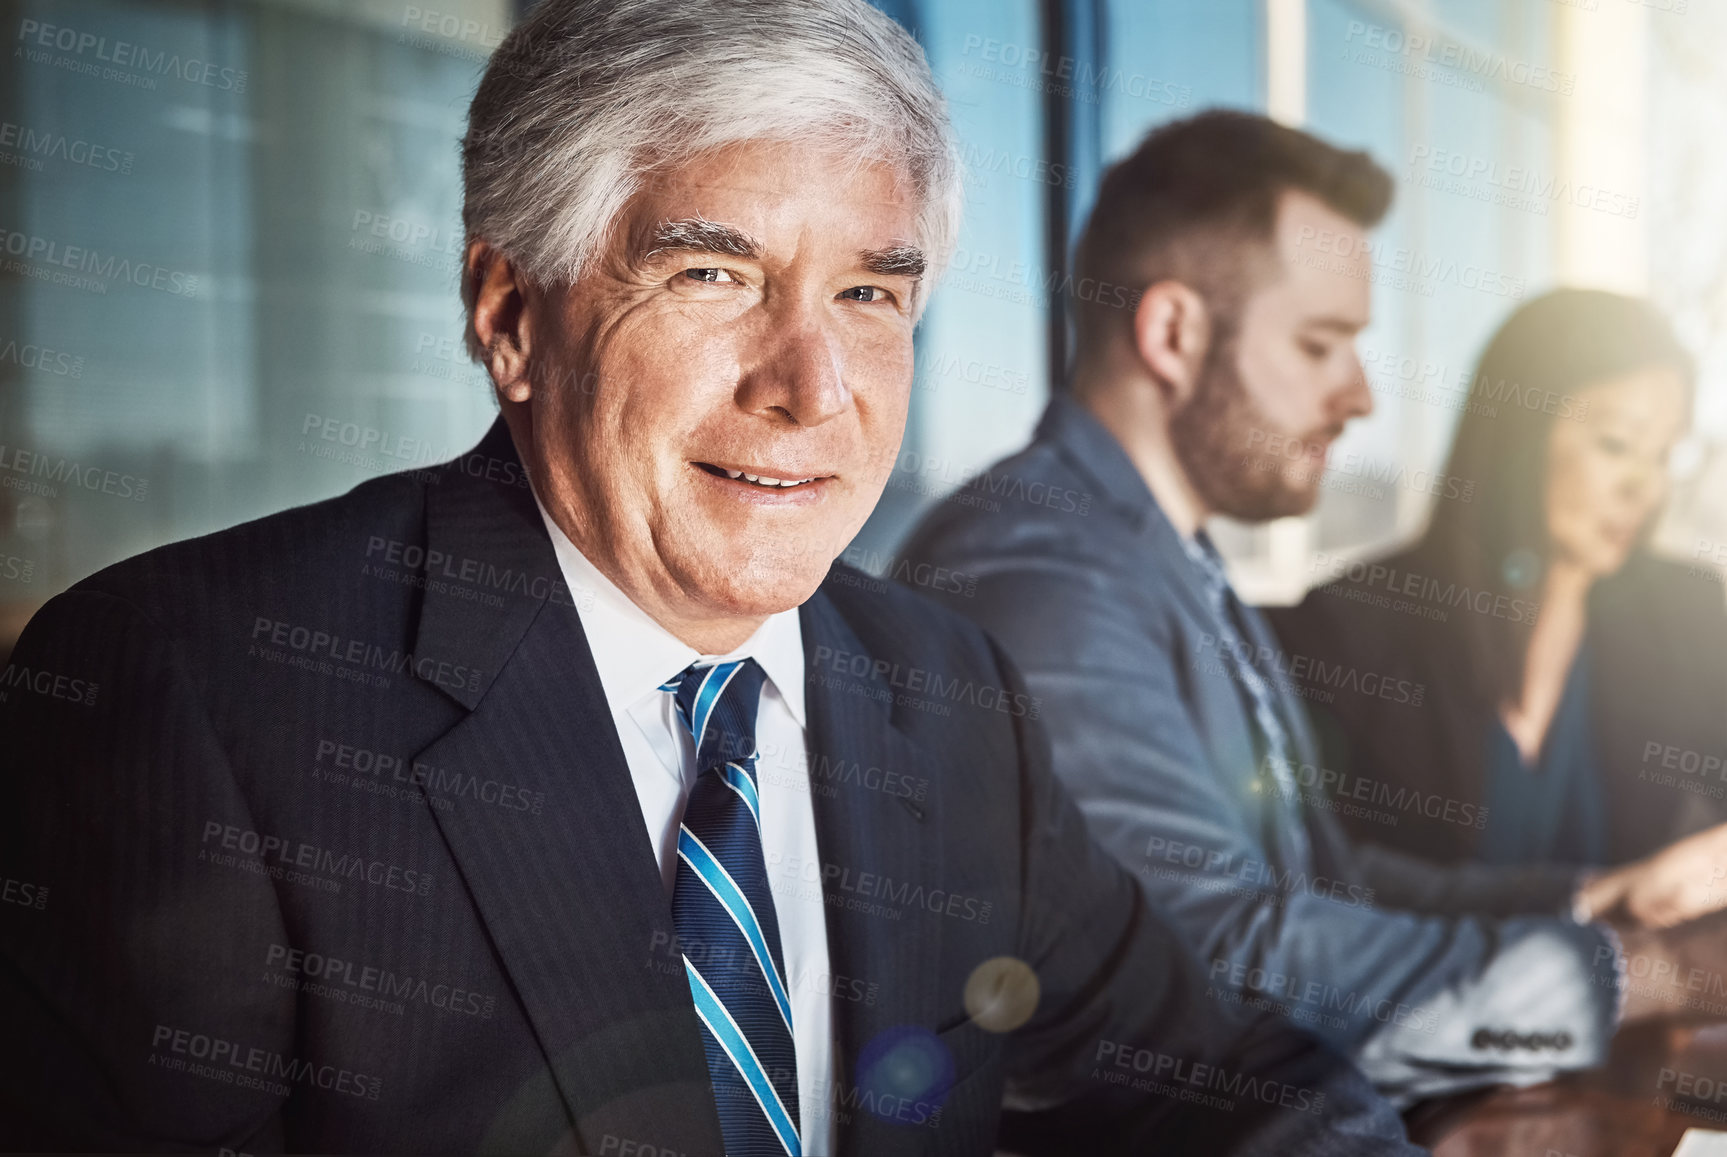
[1299,339,1330,361]
[839,286,892,303]
[682,268,735,284]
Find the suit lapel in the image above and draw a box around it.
[407,420,723,1153]
[405,421,961,1152]
[800,591,949,1156]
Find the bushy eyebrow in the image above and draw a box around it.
[640,218,925,281]
[641,217,761,262]
[861,245,926,279]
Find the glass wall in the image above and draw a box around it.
[0,0,509,650]
[1252,0,1566,601]
[847,0,1048,568]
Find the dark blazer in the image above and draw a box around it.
[897,396,1618,1103]
[1270,545,1727,867]
[0,418,1415,1155]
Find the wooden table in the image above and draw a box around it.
[1407,1024,1727,1156]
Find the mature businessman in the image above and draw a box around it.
[900,110,1727,1105]
[0,5,1419,1155]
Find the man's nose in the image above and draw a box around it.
[736,307,850,427]
[1335,354,1374,421]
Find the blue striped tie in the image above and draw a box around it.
[660,659,801,1156]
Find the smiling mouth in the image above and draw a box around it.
[694,462,829,489]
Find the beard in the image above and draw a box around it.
[1168,332,1336,522]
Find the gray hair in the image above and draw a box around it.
[460,0,962,359]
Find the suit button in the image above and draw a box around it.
[1555,1031,1573,1050]
[1471,1028,1496,1049]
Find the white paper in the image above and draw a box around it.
[1674,1129,1727,1157]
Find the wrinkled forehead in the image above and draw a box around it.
[619,141,927,266]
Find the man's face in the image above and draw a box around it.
[518,140,923,627]
[1170,189,1375,521]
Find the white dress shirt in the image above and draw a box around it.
[533,497,836,1153]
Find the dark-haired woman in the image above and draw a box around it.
[1271,289,1727,910]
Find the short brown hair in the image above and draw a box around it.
[1071,110,1392,357]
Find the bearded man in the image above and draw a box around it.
[899,110,1727,1105]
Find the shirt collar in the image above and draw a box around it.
[1035,393,1160,529]
[1181,529,1231,594]
[531,493,807,727]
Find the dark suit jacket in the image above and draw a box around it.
[0,418,1416,1155]
[897,396,1618,1103]
[1270,546,1727,867]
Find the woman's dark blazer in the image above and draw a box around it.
[1268,547,1727,867]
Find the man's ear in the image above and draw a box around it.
[467,239,534,404]
[1130,280,1210,408]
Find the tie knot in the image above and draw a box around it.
[660,658,767,775]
